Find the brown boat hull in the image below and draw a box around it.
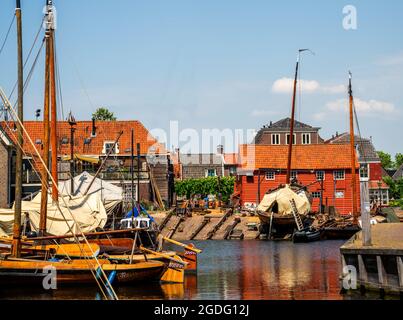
[0,259,166,286]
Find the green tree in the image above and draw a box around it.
[395,153,403,168]
[92,107,116,121]
[377,151,393,169]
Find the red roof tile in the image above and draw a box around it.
[239,144,359,170]
[1,120,167,157]
[224,153,239,165]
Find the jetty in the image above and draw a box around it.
[340,223,403,296]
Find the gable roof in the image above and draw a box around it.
[260,117,320,132]
[0,120,167,157]
[326,132,380,162]
[239,144,358,170]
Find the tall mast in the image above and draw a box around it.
[131,128,135,215]
[11,0,24,257]
[49,0,58,202]
[286,51,301,184]
[39,1,53,235]
[349,72,358,224]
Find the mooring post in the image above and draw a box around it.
[360,180,372,246]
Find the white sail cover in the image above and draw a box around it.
[58,171,123,213]
[0,192,107,236]
[257,185,311,215]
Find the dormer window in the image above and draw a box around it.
[302,133,311,145]
[102,141,119,154]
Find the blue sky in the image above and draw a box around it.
[0,0,402,155]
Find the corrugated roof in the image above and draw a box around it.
[239,144,359,170]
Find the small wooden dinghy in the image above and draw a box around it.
[292,227,321,243]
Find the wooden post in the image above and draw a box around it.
[377,255,388,288]
[397,256,403,289]
[50,27,58,202]
[39,21,51,236]
[348,72,358,224]
[11,0,24,257]
[358,254,368,284]
[360,180,372,246]
[137,142,140,205]
[257,170,261,204]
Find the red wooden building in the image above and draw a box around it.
[234,144,360,215]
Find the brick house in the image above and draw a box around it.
[253,118,325,145]
[1,120,174,207]
[326,133,389,205]
[235,144,360,215]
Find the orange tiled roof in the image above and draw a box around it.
[224,153,239,165]
[368,180,389,189]
[239,144,359,170]
[1,120,167,157]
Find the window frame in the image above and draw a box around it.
[286,133,296,145]
[302,133,311,145]
[359,163,369,181]
[265,171,276,181]
[205,168,217,177]
[290,170,298,180]
[333,170,345,181]
[102,141,119,154]
[271,133,280,145]
[316,170,325,181]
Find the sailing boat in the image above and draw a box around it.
[257,50,313,239]
[0,1,166,292]
[321,72,361,240]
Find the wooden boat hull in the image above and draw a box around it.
[292,229,321,243]
[0,259,166,286]
[258,212,309,237]
[321,225,361,240]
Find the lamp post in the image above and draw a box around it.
[67,112,76,195]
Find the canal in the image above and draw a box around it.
[0,240,392,300]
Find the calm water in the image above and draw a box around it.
[0,240,392,300]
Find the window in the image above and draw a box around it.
[312,191,322,199]
[359,164,369,180]
[205,169,217,177]
[316,171,325,181]
[271,134,280,145]
[302,133,311,145]
[333,170,345,180]
[246,176,254,183]
[335,190,345,198]
[265,171,275,180]
[229,166,237,176]
[286,134,296,145]
[291,171,298,180]
[102,141,119,154]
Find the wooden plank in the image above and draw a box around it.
[397,256,403,289]
[376,255,388,287]
[189,217,210,240]
[357,254,368,283]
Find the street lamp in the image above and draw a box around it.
[67,112,76,195]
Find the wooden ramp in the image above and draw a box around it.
[231,217,260,240]
[173,215,205,241]
[161,216,183,238]
[212,216,238,240]
[193,217,221,240]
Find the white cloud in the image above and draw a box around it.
[324,98,397,116]
[272,77,319,93]
[272,78,345,94]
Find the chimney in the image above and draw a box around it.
[91,117,96,137]
[336,131,339,137]
[175,148,180,164]
[217,144,224,155]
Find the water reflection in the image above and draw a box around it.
[0,240,396,300]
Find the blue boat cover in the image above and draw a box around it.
[125,205,155,222]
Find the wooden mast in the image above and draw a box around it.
[349,72,359,224]
[286,50,302,184]
[49,0,58,202]
[39,1,53,235]
[11,0,24,257]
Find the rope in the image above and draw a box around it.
[1,89,118,300]
[8,17,45,101]
[0,14,15,58]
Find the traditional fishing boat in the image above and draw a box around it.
[257,50,315,239]
[321,72,361,240]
